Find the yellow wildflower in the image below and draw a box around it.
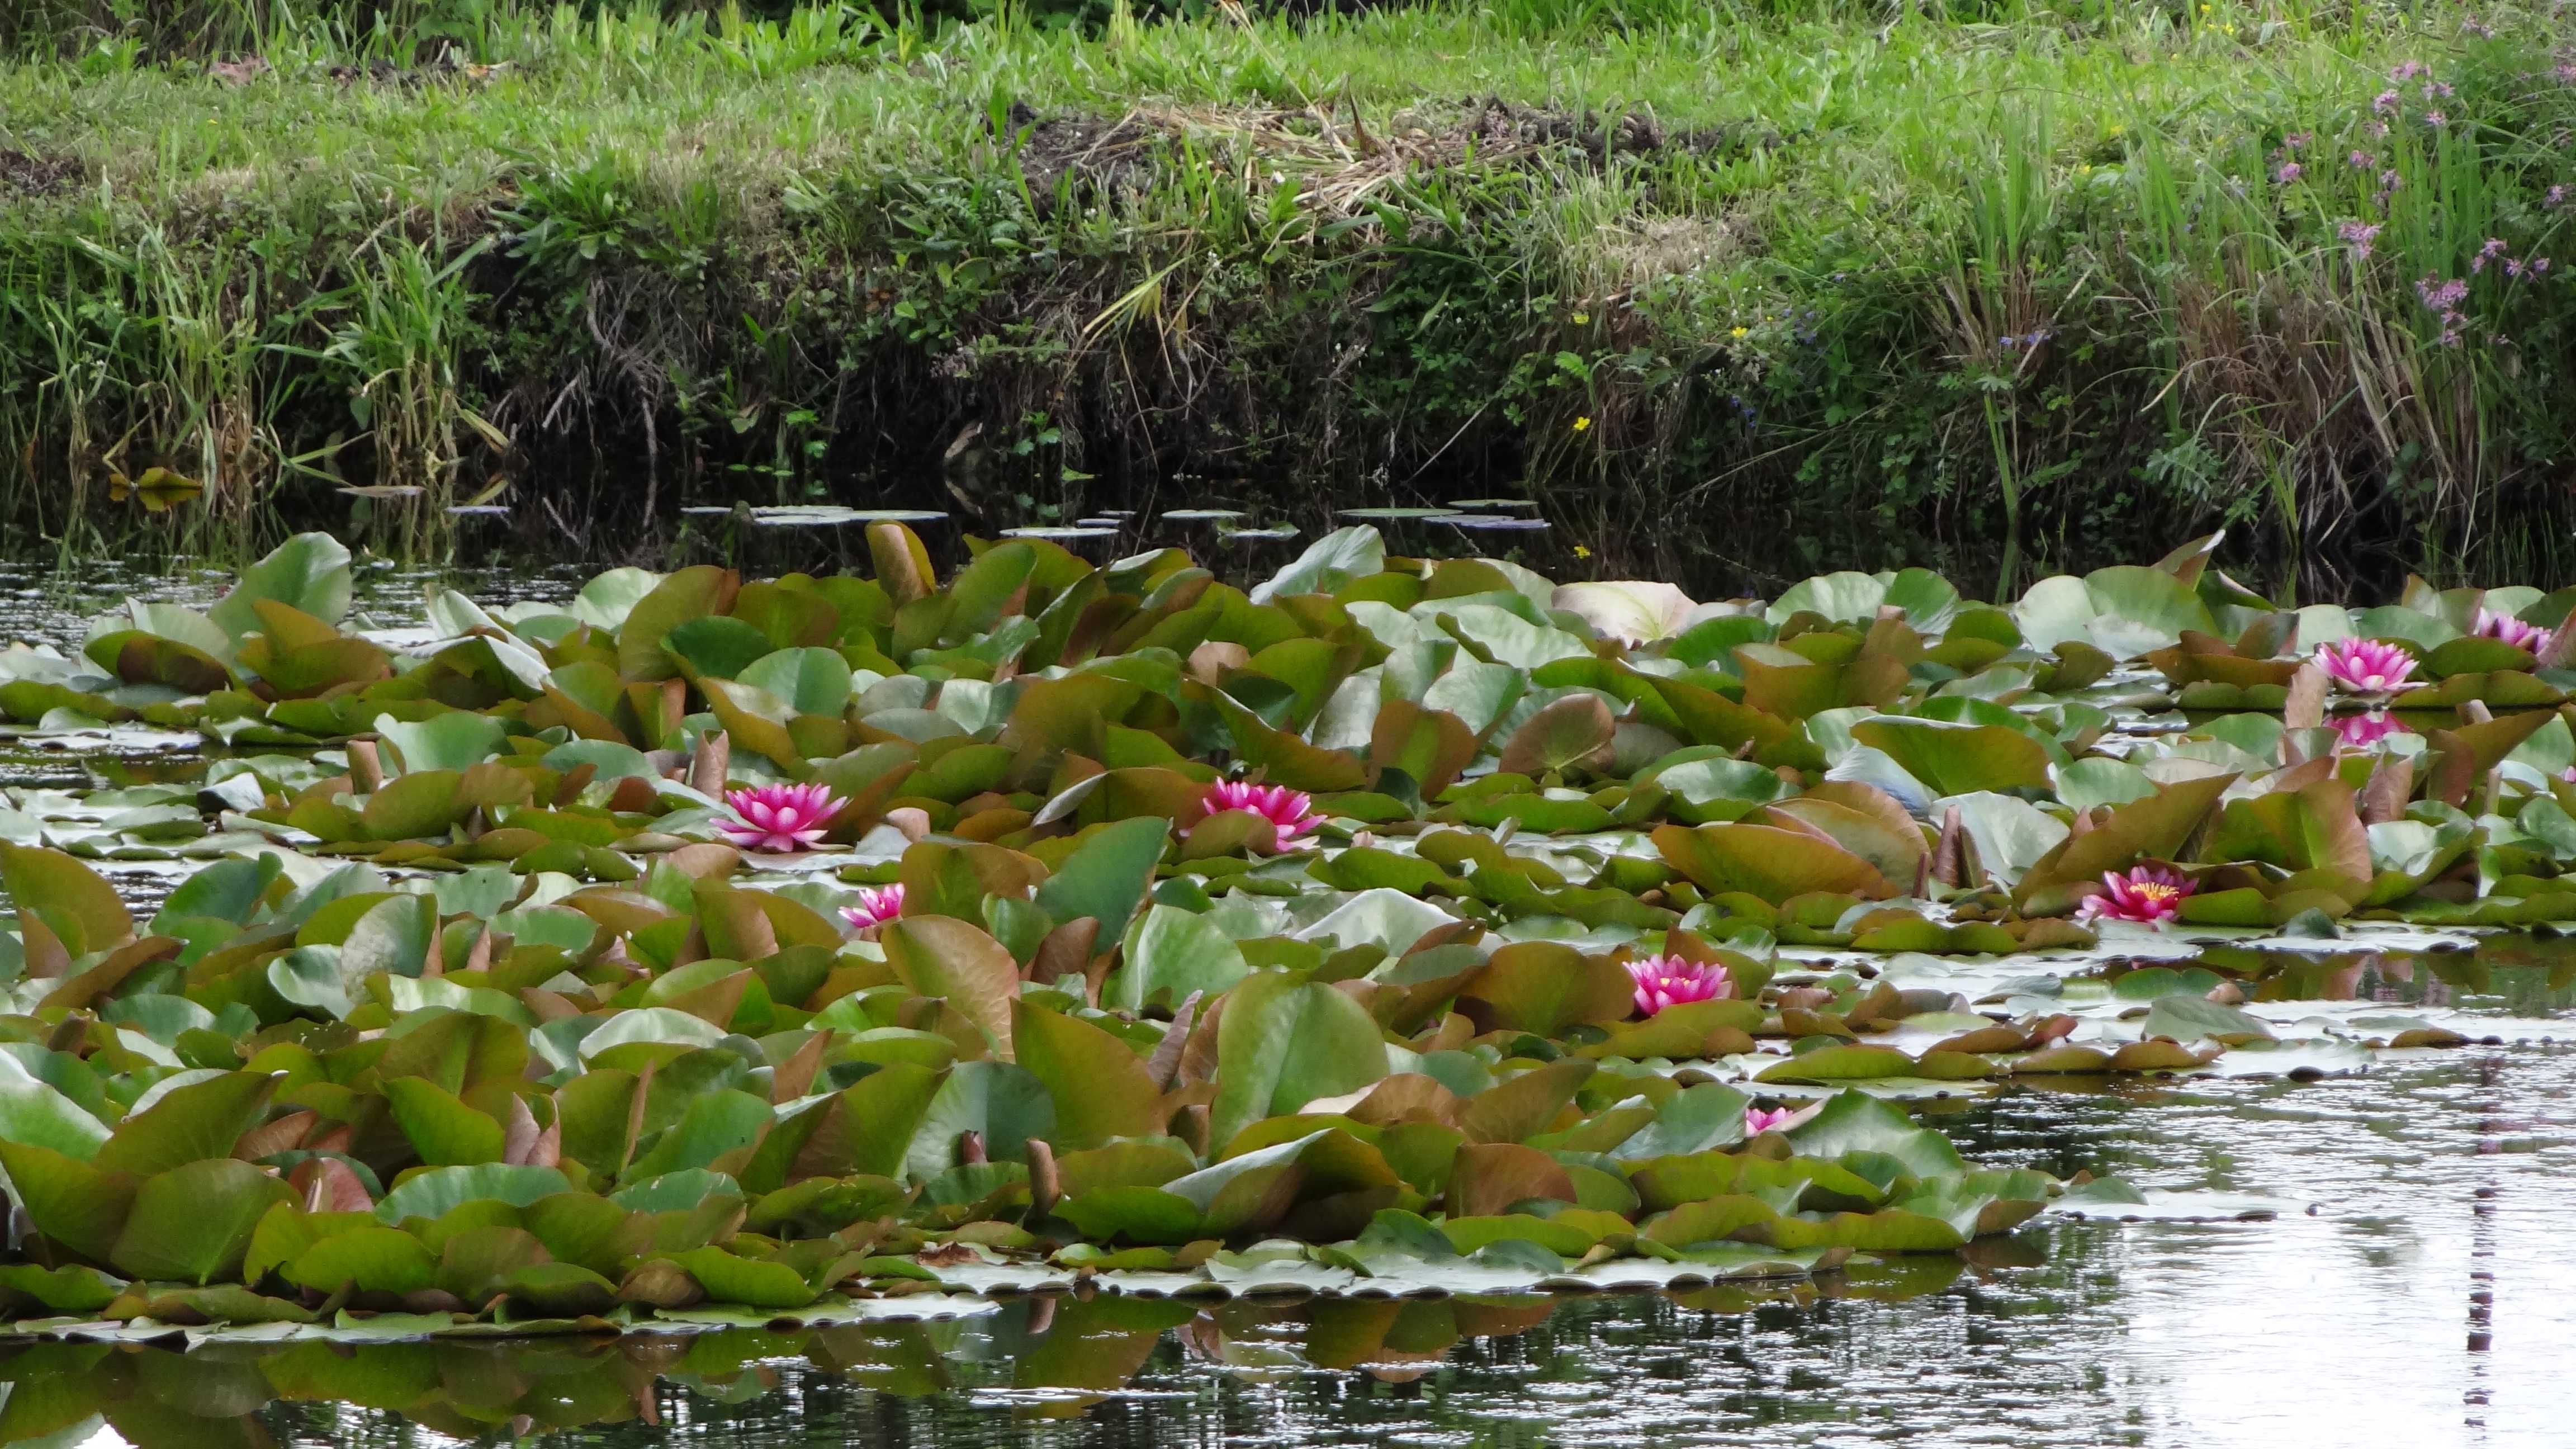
[1572,416,1593,432]
[1573,543,1593,559]
[1730,325,1749,339]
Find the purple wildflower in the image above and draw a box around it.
[2417,276,2469,311]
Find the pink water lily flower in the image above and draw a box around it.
[2075,865,2198,927]
[717,781,846,853]
[1744,1102,1820,1137]
[2471,607,2552,656]
[1199,780,1323,850]
[2314,637,2418,693]
[840,884,904,935]
[1625,954,1735,1017]
[2329,711,2412,750]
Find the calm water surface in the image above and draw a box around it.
[1,557,2570,1449]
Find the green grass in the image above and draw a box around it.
[3,1,2574,593]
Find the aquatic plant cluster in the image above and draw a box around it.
[6,4,2576,587]
[0,522,2558,1337]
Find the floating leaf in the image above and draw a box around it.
[1211,973,1390,1149]
[1013,1001,1167,1150]
[0,1060,109,1161]
[1653,823,1893,903]
[1032,815,1168,942]
[881,917,1022,1060]
[1785,1091,1966,1180]
[1850,718,2053,797]
[617,566,738,681]
[2139,995,2276,1046]
[904,1060,1057,1180]
[1553,581,1698,645]
[383,1078,506,1166]
[109,1159,291,1285]
[211,534,354,642]
[283,1225,437,1296]
[95,1071,278,1178]
[1111,903,1250,1013]
[2016,773,2235,916]
[1458,943,1633,1036]
[0,1142,136,1262]
[1254,526,1385,604]
[1497,695,1618,778]
[0,844,131,957]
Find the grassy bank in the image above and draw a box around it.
[3,1,2574,594]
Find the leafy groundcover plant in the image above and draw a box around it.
[6,522,2566,1337]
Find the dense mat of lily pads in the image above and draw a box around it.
[0,525,2566,1335]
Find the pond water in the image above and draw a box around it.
[9,1044,2570,1448]
[2,551,2572,1448]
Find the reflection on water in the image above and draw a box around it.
[7,1048,2568,1449]
[2184,940,2576,1021]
